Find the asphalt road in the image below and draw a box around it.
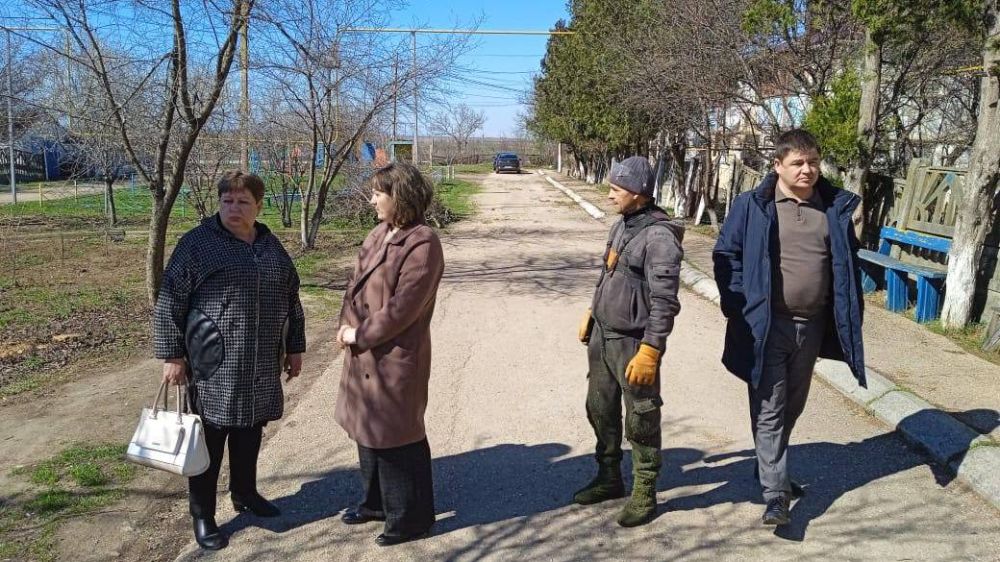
[173,170,1000,562]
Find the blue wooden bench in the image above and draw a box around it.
[858,226,951,323]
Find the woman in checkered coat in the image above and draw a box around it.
[153,171,306,551]
[335,163,445,547]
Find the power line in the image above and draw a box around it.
[443,76,527,94]
[338,27,573,36]
[451,92,523,101]
[455,67,538,75]
[464,53,546,58]
[463,103,524,108]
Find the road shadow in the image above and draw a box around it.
[219,408,998,544]
[668,408,1000,542]
[220,442,591,537]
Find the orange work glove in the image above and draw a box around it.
[578,308,594,344]
[625,344,660,386]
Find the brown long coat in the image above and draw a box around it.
[334,221,445,449]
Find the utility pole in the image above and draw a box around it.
[411,31,418,167]
[239,3,250,170]
[2,25,62,199]
[6,28,14,202]
[392,53,398,140]
[64,30,73,132]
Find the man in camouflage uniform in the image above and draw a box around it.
[575,156,684,527]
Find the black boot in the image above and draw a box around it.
[193,517,228,550]
[229,426,278,517]
[232,492,281,517]
[573,463,625,505]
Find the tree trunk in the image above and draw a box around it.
[941,5,1000,328]
[145,169,188,305]
[105,178,118,227]
[300,142,319,249]
[282,188,293,228]
[844,27,883,238]
[146,192,170,306]
[707,152,721,232]
[669,141,686,210]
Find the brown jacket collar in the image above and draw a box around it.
[384,220,428,245]
[351,221,432,297]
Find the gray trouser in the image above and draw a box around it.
[750,314,825,501]
[586,322,663,482]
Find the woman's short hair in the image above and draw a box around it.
[218,171,265,203]
[370,163,434,227]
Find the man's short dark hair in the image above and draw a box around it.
[217,171,265,202]
[773,129,821,163]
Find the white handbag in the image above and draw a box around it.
[126,382,210,477]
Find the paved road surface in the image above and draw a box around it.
[174,171,1000,561]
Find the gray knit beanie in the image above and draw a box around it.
[609,156,654,198]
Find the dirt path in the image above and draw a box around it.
[153,170,1000,561]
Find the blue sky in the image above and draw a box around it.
[1,0,569,138]
[390,1,570,137]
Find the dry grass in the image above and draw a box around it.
[0,228,366,397]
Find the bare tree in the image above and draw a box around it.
[257,0,472,248]
[427,103,486,163]
[30,0,251,304]
[186,103,242,220]
[257,105,312,228]
[0,34,51,149]
[59,62,143,227]
[65,129,128,227]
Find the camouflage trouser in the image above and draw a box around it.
[585,322,663,482]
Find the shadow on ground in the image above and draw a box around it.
[671,407,999,541]
[213,408,997,551]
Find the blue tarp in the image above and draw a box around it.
[361,142,376,162]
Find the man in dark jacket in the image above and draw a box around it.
[712,129,866,526]
[575,156,684,527]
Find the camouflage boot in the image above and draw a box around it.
[616,474,657,527]
[573,462,625,505]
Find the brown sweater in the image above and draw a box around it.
[773,186,831,319]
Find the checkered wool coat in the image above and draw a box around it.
[154,215,306,427]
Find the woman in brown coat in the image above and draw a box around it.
[334,163,444,547]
